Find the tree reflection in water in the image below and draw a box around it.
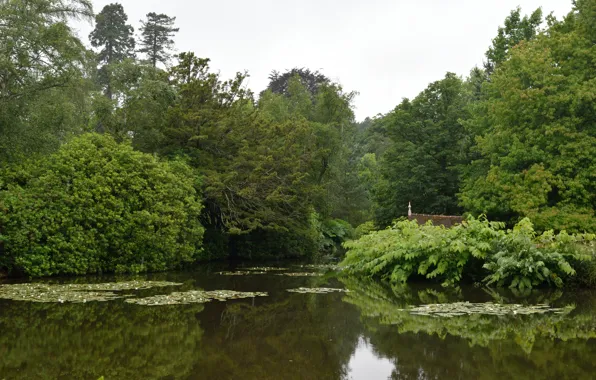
[1,272,596,379]
[340,277,596,380]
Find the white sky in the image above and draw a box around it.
[73,0,574,121]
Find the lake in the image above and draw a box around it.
[0,263,595,379]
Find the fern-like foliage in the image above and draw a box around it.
[483,219,594,289]
[341,217,595,288]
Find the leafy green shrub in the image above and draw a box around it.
[342,217,499,286]
[482,219,592,289]
[341,217,594,288]
[319,218,353,253]
[0,134,205,277]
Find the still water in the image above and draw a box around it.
[1,264,595,379]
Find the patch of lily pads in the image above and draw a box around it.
[216,271,267,276]
[296,264,340,271]
[287,287,350,294]
[240,267,289,272]
[275,272,323,277]
[0,281,181,303]
[125,290,269,306]
[402,302,574,318]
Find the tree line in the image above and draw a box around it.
[362,2,595,233]
[0,0,594,277]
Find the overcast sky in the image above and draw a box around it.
[73,0,574,121]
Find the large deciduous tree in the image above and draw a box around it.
[484,7,543,75]
[138,12,179,68]
[373,73,470,227]
[0,0,94,163]
[460,0,596,232]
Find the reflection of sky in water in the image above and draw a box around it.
[346,336,394,380]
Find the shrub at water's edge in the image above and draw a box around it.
[341,217,595,289]
[0,134,206,277]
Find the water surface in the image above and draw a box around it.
[1,264,595,379]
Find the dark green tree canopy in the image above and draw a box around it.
[372,72,470,227]
[265,68,330,98]
[89,3,135,65]
[89,3,135,99]
[138,12,179,67]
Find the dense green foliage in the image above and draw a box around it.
[0,0,94,164]
[0,134,205,276]
[484,7,543,75]
[0,0,594,278]
[371,73,471,225]
[368,2,595,233]
[460,1,596,232]
[342,218,595,288]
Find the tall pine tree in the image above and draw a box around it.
[138,13,179,67]
[89,3,135,99]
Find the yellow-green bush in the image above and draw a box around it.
[0,134,205,277]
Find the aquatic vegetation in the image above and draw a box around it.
[287,287,349,294]
[0,284,123,303]
[62,281,182,291]
[0,281,182,303]
[240,267,289,271]
[125,290,268,306]
[403,302,573,317]
[216,271,267,276]
[296,264,340,271]
[276,272,323,277]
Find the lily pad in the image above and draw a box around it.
[275,272,323,277]
[401,302,573,317]
[0,284,123,303]
[0,281,182,304]
[287,287,349,294]
[125,290,269,306]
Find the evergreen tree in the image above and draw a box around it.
[138,12,179,67]
[89,3,135,99]
[265,68,330,98]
